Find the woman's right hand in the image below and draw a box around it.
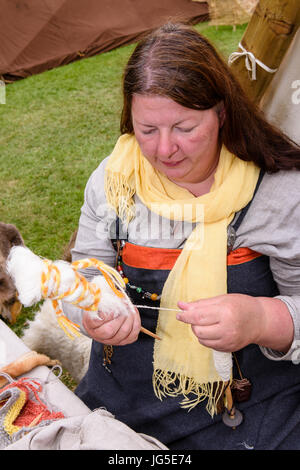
[82,307,141,346]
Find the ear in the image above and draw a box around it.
[62,229,78,262]
[0,223,24,256]
[6,224,24,248]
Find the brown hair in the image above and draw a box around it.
[121,22,300,173]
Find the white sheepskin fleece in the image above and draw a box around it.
[22,300,92,384]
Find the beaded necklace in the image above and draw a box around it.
[116,241,161,302]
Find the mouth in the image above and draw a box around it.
[160,158,185,168]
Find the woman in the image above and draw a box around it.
[63,23,300,449]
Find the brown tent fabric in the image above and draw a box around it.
[0,0,208,80]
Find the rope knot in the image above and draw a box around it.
[228,42,278,80]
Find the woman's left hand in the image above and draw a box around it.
[82,304,141,346]
[177,294,264,352]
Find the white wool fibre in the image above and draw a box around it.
[7,246,45,306]
[6,245,134,319]
[213,350,232,381]
[86,274,135,320]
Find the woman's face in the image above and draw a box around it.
[131,94,222,188]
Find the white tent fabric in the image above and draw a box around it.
[260,28,300,145]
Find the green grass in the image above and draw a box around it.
[0,21,247,341]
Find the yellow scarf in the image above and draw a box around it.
[105,134,260,415]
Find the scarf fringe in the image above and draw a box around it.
[105,171,135,225]
[152,369,227,417]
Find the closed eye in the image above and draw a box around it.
[141,128,156,135]
[176,126,195,133]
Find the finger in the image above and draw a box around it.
[132,308,141,335]
[118,312,141,345]
[192,324,222,342]
[98,314,129,341]
[82,313,113,331]
[178,295,226,309]
[177,307,218,326]
[84,310,114,326]
[83,312,126,341]
[101,311,140,345]
[196,338,230,352]
[177,309,198,324]
[177,301,194,311]
[178,298,215,309]
[97,310,116,321]
[177,303,221,326]
[109,315,135,343]
[192,325,223,350]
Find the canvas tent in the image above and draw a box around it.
[261,28,300,145]
[0,0,208,80]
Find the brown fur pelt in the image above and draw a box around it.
[62,229,78,262]
[0,222,24,323]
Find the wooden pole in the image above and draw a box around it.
[229,0,300,103]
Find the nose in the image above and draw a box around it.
[156,131,178,159]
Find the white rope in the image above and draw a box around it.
[135,305,181,312]
[228,42,278,80]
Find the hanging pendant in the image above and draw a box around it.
[231,378,252,403]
